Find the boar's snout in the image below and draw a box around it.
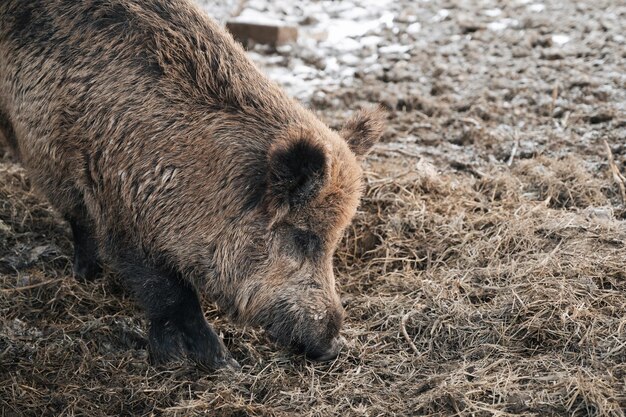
[283,302,345,361]
[305,335,345,362]
[260,291,346,361]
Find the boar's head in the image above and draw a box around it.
[218,107,385,361]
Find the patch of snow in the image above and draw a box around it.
[432,9,450,22]
[339,54,361,66]
[552,34,570,45]
[236,0,405,101]
[487,18,518,31]
[360,35,384,47]
[233,9,287,26]
[340,6,370,20]
[324,56,341,74]
[484,8,502,17]
[379,12,395,28]
[325,19,380,42]
[407,22,422,34]
[324,36,362,51]
[263,67,319,100]
[293,64,318,78]
[379,44,412,54]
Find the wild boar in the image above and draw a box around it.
[0,0,385,369]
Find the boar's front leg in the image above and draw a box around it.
[118,257,239,371]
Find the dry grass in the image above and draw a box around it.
[2,146,626,416]
[4,0,626,413]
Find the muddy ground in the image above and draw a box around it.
[1,0,626,416]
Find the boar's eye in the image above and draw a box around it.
[293,229,322,259]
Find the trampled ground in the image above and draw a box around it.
[1,0,625,415]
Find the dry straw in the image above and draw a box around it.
[1,149,626,415]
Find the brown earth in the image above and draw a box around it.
[1,0,625,416]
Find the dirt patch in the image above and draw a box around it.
[2,0,626,416]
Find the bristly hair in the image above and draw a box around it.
[340,105,386,157]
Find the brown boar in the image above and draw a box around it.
[0,0,385,369]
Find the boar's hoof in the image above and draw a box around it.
[72,253,102,281]
[216,356,242,372]
[148,317,239,371]
[69,218,102,281]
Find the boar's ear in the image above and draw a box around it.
[340,106,386,157]
[268,137,327,208]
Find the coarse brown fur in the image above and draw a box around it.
[0,0,385,368]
